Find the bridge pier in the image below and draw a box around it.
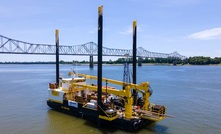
[138,57,142,66]
[89,55,94,68]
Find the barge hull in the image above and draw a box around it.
[47,100,149,131]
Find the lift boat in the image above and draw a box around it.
[48,72,170,131]
[47,6,173,131]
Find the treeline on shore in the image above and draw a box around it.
[114,56,221,65]
[1,56,221,65]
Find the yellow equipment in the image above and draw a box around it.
[70,73,167,121]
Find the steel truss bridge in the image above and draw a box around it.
[0,35,186,60]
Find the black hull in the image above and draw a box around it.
[47,100,149,131]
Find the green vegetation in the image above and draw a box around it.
[188,57,221,65]
[0,56,221,65]
[113,56,221,65]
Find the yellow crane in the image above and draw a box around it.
[70,73,167,121]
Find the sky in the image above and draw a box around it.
[0,0,221,62]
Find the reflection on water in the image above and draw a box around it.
[0,64,221,134]
[46,109,161,134]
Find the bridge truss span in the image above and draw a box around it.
[0,35,187,59]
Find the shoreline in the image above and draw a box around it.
[0,63,221,66]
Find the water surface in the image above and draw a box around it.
[0,64,220,134]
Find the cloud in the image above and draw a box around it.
[88,28,111,34]
[119,27,133,35]
[0,1,53,18]
[188,28,221,40]
[89,28,96,34]
[160,0,200,7]
[119,26,143,35]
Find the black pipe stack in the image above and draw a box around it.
[55,29,59,88]
[132,21,137,105]
[97,6,103,128]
